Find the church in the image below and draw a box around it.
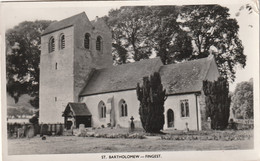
[39,12,220,131]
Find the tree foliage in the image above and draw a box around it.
[232,78,253,119]
[136,72,167,133]
[29,111,39,124]
[105,6,153,64]
[179,5,245,81]
[105,5,246,82]
[7,107,33,118]
[6,20,54,108]
[203,77,231,130]
[148,6,193,64]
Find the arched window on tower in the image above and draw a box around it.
[119,99,127,117]
[98,101,106,118]
[59,34,65,49]
[49,36,55,53]
[84,33,90,49]
[96,36,102,51]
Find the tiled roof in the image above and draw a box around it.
[66,103,91,116]
[42,12,88,36]
[160,57,212,95]
[80,57,214,96]
[79,58,163,96]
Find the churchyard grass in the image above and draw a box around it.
[8,129,253,155]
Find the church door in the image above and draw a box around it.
[167,109,174,128]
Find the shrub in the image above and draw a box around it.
[203,77,231,130]
[136,72,167,133]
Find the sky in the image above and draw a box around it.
[1,0,259,92]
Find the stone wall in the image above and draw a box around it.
[39,14,113,124]
[81,90,140,128]
[39,26,74,123]
[198,92,210,130]
[73,17,113,101]
[164,93,199,131]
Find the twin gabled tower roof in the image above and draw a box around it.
[42,12,108,36]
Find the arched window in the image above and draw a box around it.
[96,36,102,51]
[167,109,174,128]
[119,100,127,117]
[180,100,189,117]
[84,33,90,49]
[59,34,65,49]
[49,36,55,53]
[98,101,106,118]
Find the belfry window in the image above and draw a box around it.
[49,36,55,53]
[96,36,102,51]
[60,34,65,49]
[84,33,90,49]
[180,100,189,117]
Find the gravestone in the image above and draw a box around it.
[27,125,35,138]
[17,128,25,138]
[130,116,135,132]
[55,124,63,135]
[34,124,40,136]
[79,124,85,130]
[79,124,87,136]
[40,124,49,136]
[184,122,189,132]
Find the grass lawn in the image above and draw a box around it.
[8,129,254,155]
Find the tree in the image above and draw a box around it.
[7,108,20,118]
[7,107,33,118]
[203,77,231,130]
[6,20,54,108]
[105,6,193,65]
[232,78,253,119]
[29,111,39,124]
[136,72,167,133]
[148,6,193,64]
[105,6,154,63]
[179,5,246,82]
[105,5,246,82]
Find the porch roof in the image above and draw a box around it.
[65,103,91,116]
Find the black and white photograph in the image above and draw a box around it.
[1,0,259,161]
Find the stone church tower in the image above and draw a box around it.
[39,12,112,123]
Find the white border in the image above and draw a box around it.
[1,1,259,161]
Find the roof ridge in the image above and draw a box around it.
[99,57,161,71]
[42,12,87,36]
[162,57,209,67]
[202,57,214,81]
[58,12,85,22]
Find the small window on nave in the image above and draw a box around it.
[180,100,189,117]
[98,101,106,118]
[119,100,128,117]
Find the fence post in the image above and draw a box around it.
[55,124,57,134]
